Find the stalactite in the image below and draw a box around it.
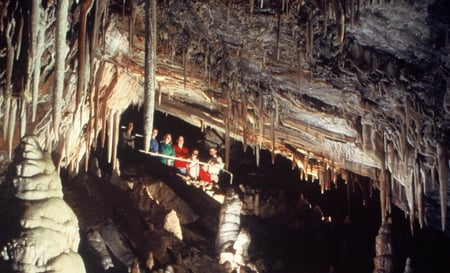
[29,0,39,122]
[250,0,254,17]
[101,104,108,148]
[437,142,447,231]
[183,49,187,89]
[274,96,279,126]
[380,160,387,222]
[112,111,121,170]
[20,98,26,137]
[225,84,232,169]
[32,6,45,122]
[351,0,355,28]
[157,81,162,105]
[319,168,325,193]
[323,0,328,37]
[15,15,24,61]
[4,20,15,140]
[276,14,281,61]
[306,9,313,60]
[91,0,102,53]
[242,94,248,152]
[260,0,263,9]
[386,170,392,214]
[92,61,104,150]
[107,110,113,163]
[143,0,157,151]
[415,161,424,229]
[256,143,260,167]
[227,0,231,28]
[7,98,17,160]
[346,172,352,221]
[129,0,137,49]
[270,108,275,164]
[431,163,436,189]
[297,49,304,87]
[407,167,416,236]
[77,0,93,111]
[362,123,370,151]
[225,115,231,170]
[258,94,264,167]
[54,0,69,141]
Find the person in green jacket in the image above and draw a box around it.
[160,133,176,166]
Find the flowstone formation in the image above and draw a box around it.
[0,136,85,273]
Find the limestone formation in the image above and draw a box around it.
[0,135,86,273]
[0,0,448,239]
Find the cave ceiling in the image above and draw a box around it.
[0,0,449,234]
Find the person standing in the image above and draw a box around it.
[173,135,189,174]
[122,122,135,150]
[207,147,224,183]
[149,128,159,153]
[188,149,200,180]
[160,133,175,166]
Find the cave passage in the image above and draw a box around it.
[115,107,450,273]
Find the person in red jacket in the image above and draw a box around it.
[173,135,189,174]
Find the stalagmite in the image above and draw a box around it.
[437,142,447,231]
[54,0,69,141]
[143,0,157,152]
[7,98,17,160]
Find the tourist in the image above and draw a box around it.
[160,133,175,166]
[149,128,159,153]
[188,149,200,180]
[121,122,135,150]
[207,147,224,183]
[173,135,190,174]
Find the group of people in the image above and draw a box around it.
[121,122,224,184]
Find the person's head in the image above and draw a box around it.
[209,147,218,156]
[191,149,199,158]
[152,128,158,138]
[163,133,172,143]
[176,135,184,146]
[127,122,134,131]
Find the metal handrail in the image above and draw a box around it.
[139,149,233,185]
